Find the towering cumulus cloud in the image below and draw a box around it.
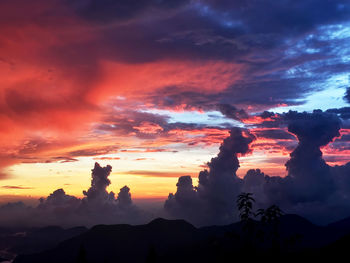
[165,128,255,225]
[279,111,350,222]
[244,111,350,223]
[83,163,114,203]
[264,110,350,223]
[284,111,341,202]
[0,163,145,227]
[166,110,350,225]
[77,163,140,225]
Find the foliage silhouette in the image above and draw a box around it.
[236,192,289,256]
[237,193,255,222]
[256,205,284,223]
[76,244,88,263]
[257,205,284,253]
[236,192,258,255]
[145,245,157,263]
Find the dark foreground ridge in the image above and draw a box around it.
[9,215,350,263]
[0,226,87,262]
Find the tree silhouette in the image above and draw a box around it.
[76,244,88,263]
[236,192,257,254]
[256,205,283,223]
[256,205,284,251]
[145,245,157,263]
[237,192,255,222]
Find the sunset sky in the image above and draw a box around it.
[1,0,350,205]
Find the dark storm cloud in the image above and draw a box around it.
[284,111,341,202]
[165,110,350,225]
[248,110,350,223]
[165,127,255,225]
[285,110,341,147]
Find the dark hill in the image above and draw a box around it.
[14,218,200,263]
[328,215,350,232]
[13,215,350,263]
[0,225,87,261]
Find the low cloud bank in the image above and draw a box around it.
[0,163,149,227]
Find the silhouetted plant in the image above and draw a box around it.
[284,233,303,252]
[236,192,258,254]
[76,244,88,263]
[256,205,283,223]
[256,205,284,252]
[145,245,157,263]
[237,192,255,222]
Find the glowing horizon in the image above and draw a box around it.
[1,0,350,209]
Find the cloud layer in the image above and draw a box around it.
[2,110,350,227]
[165,111,350,225]
[1,0,350,177]
[1,0,350,227]
[0,163,146,227]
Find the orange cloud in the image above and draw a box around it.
[133,122,164,134]
[87,60,243,104]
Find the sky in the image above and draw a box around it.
[1,0,350,226]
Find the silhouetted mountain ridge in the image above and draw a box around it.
[12,214,350,263]
[0,225,87,261]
